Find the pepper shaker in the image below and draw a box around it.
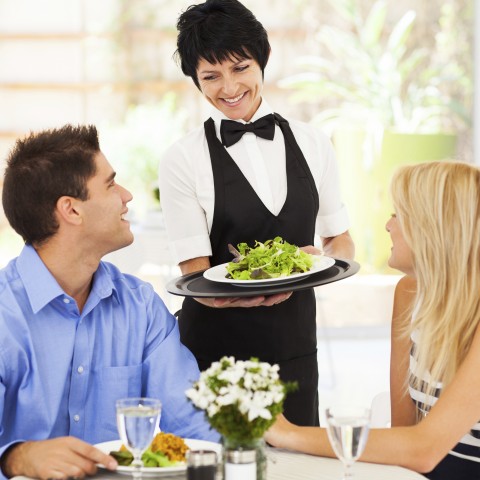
[224,448,256,480]
[187,449,218,480]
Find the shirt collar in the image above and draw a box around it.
[210,97,274,138]
[90,262,120,304]
[17,244,118,314]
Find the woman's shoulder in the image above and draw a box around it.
[283,116,335,159]
[285,116,331,141]
[159,125,208,180]
[394,275,417,298]
[279,116,335,167]
[162,124,207,161]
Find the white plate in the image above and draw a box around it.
[96,438,222,477]
[203,255,336,287]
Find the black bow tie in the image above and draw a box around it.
[220,114,275,147]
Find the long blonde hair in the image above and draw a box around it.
[390,161,480,395]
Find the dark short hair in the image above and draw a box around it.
[2,124,99,245]
[175,0,270,89]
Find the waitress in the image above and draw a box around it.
[159,0,354,427]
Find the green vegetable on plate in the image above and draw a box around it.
[226,236,316,280]
[109,448,179,468]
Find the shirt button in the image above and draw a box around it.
[77,366,84,374]
[73,414,80,422]
[63,298,70,304]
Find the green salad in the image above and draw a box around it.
[109,448,179,468]
[226,236,315,280]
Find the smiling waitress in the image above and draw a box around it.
[159,0,354,427]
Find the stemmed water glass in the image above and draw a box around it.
[116,397,162,480]
[325,406,371,480]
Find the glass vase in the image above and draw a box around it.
[222,436,267,480]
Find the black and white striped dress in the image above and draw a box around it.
[409,330,480,479]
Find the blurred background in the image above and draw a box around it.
[0,0,474,409]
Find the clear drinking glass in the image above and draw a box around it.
[325,406,371,480]
[116,397,162,480]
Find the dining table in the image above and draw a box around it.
[12,446,426,480]
[264,447,427,479]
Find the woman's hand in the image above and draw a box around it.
[180,256,293,308]
[194,292,292,308]
[300,245,324,256]
[321,231,355,260]
[265,414,332,456]
[264,413,295,449]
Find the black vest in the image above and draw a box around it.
[179,113,320,425]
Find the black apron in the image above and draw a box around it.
[179,113,320,426]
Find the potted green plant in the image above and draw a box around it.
[280,0,472,272]
[186,356,296,480]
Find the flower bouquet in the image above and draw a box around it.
[186,356,296,479]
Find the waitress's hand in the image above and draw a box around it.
[180,256,292,308]
[300,245,324,255]
[194,292,292,308]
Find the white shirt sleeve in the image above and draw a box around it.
[290,120,350,238]
[158,132,213,264]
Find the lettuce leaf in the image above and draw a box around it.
[109,450,133,466]
[142,449,178,467]
[226,236,315,280]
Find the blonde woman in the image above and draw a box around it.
[265,161,480,479]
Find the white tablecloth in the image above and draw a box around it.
[267,448,427,479]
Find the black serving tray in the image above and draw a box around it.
[166,259,360,298]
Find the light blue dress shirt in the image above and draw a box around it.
[0,245,219,476]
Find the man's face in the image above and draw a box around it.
[196,55,263,122]
[79,152,133,256]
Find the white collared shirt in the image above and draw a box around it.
[159,99,349,264]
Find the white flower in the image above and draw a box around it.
[239,393,273,421]
[218,367,244,386]
[216,385,242,406]
[207,403,221,417]
[185,356,288,435]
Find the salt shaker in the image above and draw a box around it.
[187,449,218,480]
[224,448,256,480]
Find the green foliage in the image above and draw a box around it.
[208,400,285,444]
[280,0,472,134]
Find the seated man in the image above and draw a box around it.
[0,125,219,480]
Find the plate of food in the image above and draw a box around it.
[96,433,222,477]
[203,236,335,286]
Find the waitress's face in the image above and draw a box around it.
[196,55,263,122]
